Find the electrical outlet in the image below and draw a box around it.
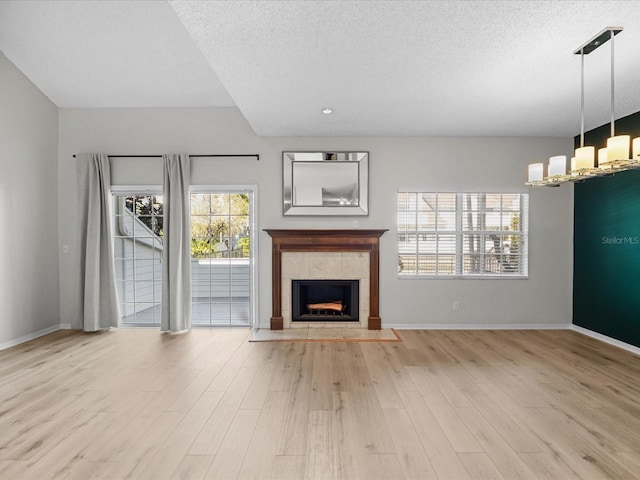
[62,245,69,254]
[352,220,358,228]
[452,300,459,310]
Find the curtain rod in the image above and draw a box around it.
[73,154,259,160]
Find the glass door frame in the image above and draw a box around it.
[110,185,164,327]
[190,185,259,328]
[111,184,258,329]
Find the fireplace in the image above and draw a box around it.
[292,279,359,322]
[264,229,387,330]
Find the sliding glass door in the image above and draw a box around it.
[112,192,164,326]
[111,186,256,327]
[190,190,253,326]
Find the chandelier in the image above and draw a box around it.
[526,27,640,187]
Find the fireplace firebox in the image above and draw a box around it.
[292,280,359,322]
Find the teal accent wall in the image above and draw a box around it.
[573,111,640,347]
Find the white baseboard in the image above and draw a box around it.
[0,324,61,352]
[255,322,572,331]
[387,323,572,330]
[571,325,640,356]
[59,323,72,329]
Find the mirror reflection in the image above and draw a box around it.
[293,162,359,206]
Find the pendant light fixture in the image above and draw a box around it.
[526,27,640,187]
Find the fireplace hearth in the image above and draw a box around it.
[292,280,359,322]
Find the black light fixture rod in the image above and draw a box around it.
[580,48,585,148]
[610,29,615,137]
[73,154,260,160]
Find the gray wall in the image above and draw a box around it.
[0,52,60,346]
[58,107,574,329]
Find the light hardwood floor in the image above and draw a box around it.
[1,328,640,479]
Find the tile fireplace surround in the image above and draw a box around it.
[264,229,387,330]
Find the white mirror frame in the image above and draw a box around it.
[282,151,369,216]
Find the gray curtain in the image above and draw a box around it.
[161,154,192,332]
[77,154,120,332]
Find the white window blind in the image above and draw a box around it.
[398,192,529,278]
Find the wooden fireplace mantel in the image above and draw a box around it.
[264,229,388,330]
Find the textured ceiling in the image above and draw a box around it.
[2,1,640,137]
[0,0,234,107]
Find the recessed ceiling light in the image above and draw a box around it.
[321,107,333,115]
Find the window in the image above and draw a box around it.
[190,190,253,326]
[398,192,528,278]
[112,193,164,325]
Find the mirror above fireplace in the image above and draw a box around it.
[282,151,369,216]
